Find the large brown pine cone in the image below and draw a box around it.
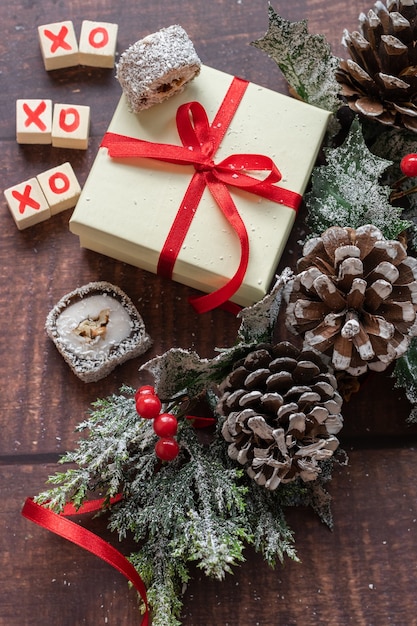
[285,224,417,376]
[218,342,343,491]
[336,0,417,132]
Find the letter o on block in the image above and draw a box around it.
[37,162,81,214]
[78,20,118,68]
[52,103,90,149]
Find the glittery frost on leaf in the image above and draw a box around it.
[370,127,417,250]
[395,338,417,424]
[305,119,410,240]
[236,269,293,343]
[251,5,341,113]
[141,272,291,400]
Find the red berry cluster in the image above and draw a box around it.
[135,386,180,461]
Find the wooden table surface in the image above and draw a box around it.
[2,1,417,624]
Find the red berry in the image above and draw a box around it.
[153,413,178,437]
[400,153,417,177]
[155,437,180,461]
[134,385,155,401]
[135,394,162,419]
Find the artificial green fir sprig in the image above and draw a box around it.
[35,379,331,626]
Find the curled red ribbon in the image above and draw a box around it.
[101,76,302,313]
[22,496,149,626]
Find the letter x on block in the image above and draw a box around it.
[16,99,53,144]
[38,21,79,70]
[4,178,50,230]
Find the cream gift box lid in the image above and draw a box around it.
[70,65,331,308]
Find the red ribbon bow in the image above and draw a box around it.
[101,76,301,313]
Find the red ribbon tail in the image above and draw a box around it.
[189,175,250,314]
[185,414,217,428]
[21,497,149,626]
[189,268,248,314]
[218,300,243,316]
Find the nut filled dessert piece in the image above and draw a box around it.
[116,24,201,112]
[45,281,152,382]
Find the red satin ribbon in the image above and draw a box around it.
[185,414,217,428]
[101,76,302,313]
[22,495,149,626]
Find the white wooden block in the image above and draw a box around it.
[4,178,50,230]
[38,21,79,71]
[52,103,90,149]
[37,162,82,214]
[78,20,118,68]
[16,99,53,144]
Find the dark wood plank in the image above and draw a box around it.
[5,446,417,625]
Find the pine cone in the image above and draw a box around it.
[285,224,417,376]
[336,0,417,132]
[218,342,343,491]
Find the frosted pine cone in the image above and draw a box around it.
[218,342,343,491]
[336,0,417,132]
[286,225,417,376]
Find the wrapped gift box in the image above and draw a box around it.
[70,65,331,309]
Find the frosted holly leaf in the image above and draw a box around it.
[306,119,410,240]
[141,348,213,400]
[395,339,417,424]
[237,269,293,344]
[140,343,254,401]
[251,5,341,112]
[371,126,417,166]
[370,127,417,249]
[141,344,266,403]
[141,271,294,400]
